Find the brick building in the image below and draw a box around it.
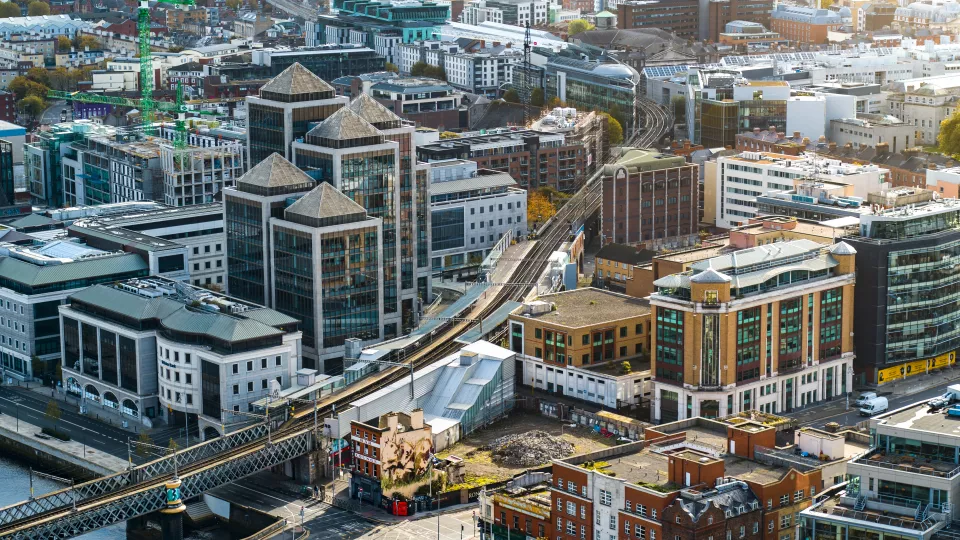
[706,0,777,42]
[616,0,700,39]
[769,5,842,43]
[601,148,700,250]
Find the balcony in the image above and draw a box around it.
[804,490,948,535]
[851,449,960,479]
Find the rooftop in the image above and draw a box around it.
[513,288,650,327]
[878,401,960,437]
[596,243,656,266]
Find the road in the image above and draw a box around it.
[39,100,66,126]
[210,478,480,540]
[783,377,960,430]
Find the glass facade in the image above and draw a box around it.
[274,226,317,348]
[63,316,80,371]
[0,140,12,206]
[865,209,960,240]
[738,99,786,133]
[545,64,636,135]
[736,307,761,383]
[225,195,266,305]
[320,227,381,348]
[698,99,739,149]
[432,207,464,251]
[248,103,286,164]
[119,335,137,393]
[886,239,960,363]
[100,330,117,386]
[201,359,221,421]
[655,307,684,384]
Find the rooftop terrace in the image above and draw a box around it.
[512,288,650,328]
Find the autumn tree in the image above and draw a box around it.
[26,67,48,87]
[0,2,21,17]
[601,112,624,145]
[135,431,153,458]
[527,191,556,228]
[73,35,101,50]
[385,62,399,73]
[502,88,520,103]
[168,438,180,452]
[939,110,960,157]
[531,87,544,107]
[410,61,446,80]
[55,35,72,51]
[567,19,595,36]
[546,96,565,108]
[18,95,45,119]
[27,1,50,16]
[225,0,241,9]
[8,76,47,100]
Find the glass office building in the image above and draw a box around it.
[545,57,639,136]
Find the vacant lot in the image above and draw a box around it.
[437,411,617,488]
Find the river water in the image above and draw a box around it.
[0,454,126,539]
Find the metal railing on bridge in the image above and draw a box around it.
[5,430,312,539]
[0,423,270,527]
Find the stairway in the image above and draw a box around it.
[184,500,215,526]
[854,495,866,512]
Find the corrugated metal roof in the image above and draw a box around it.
[0,254,147,287]
[430,172,517,196]
[161,307,283,342]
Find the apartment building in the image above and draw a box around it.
[460,0,550,26]
[886,84,959,147]
[650,239,856,423]
[507,288,653,408]
[0,242,150,383]
[59,277,302,437]
[444,46,521,96]
[427,159,527,273]
[369,77,464,130]
[417,128,587,192]
[844,197,960,385]
[602,148,700,250]
[769,5,843,43]
[159,142,245,207]
[349,409,433,500]
[616,0,701,39]
[531,108,609,181]
[712,152,889,229]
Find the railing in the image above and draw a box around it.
[754,446,822,472]
[853,456,960,478]
[241,519,287,540]
[822,506,939,531]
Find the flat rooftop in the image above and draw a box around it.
[569,448,670,486]
[515,288,650,327]
[878,402,960,436]
[656,239,733,264]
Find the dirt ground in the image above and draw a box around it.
[436,411,618,485]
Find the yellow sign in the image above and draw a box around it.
[493,494,551,520]
[878,352,956,384]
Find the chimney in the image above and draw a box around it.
[793,131,801,139]
[410,408,425,430]
[480,39,486,48]
[876,142,890,153]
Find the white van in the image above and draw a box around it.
[859,397,889,416]
[855,392,878,406]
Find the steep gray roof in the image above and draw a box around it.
[830,241,857,255]
[9,213,57,229]
[237,153,315,192]
[307,106,380,141]
[285,182,366,223]
[347,93,402,128]
[690,268,731,284]
[0,254,147,288]
[260,62,334,95]
[70,285,182,320]
[678,485,760,523]
[161,307,283,342]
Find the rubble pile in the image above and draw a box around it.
[486,430,575,467]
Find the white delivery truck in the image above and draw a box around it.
[859,397,889,416]
[855,392,878,406]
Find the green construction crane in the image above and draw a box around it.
[49,83,212,149]
[139,0,195,133]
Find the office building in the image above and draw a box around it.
[531,108,609,181]
[803,401,959,540]
[160,142,245,207]
[712,152,888,229]
[417,128,587,192]
[294,93,431,334]
[0,139,13,208]
[369,77,465,130]
[650,239,856,423]
[508,288,653,408]
[616,0,701,38]
[601,148,700,250]
[460,0,549,26]
[0,241,150,382]
[707,0,777,42]
[225,154,315,308]
[246,62,349,165]
[829,114,914,152]
[427,159,527,273]
[443,46,522,96]
[844,197,960,385]
[269,182,384,373]
[59,277,302,437]
[308,0,449,52]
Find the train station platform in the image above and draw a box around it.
[455,300,521,344]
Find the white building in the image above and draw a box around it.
[427,159,527,272]
[444,47,521,94]
[59,277,302,437]
[714,152,890,229]
[460,0,550,26]
[395,40,460,75]
[0,15,91,39]
[160,141,245,207]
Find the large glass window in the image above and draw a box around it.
[201,359,221,421]
[274,226,317,348]
[81,323,98,378]
[431,207,465,252]
[225,195,266,305]
[100,330,117,386]
[63,316,80,371]
[119,335,137,393]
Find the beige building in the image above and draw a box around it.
[886,84,959,146]
[650,239,856,423]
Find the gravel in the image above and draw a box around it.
[485,430,575,467]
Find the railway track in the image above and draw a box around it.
[0,99,669,539]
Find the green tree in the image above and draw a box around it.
[546,96,565,108]
[531,87,545,107]
[55,35,72,51]
[0,2,21,17]
[385,62,399,73]
[410,61,429,77]
[620,361,632,375]
[44,399,61,433]
[135,431,153,458]
[26,67,48,87]
[601,112,624,145]
[27,1,49,16]
[9,76,47,100]
[18,95,45,119]
[168,438,180,452]
[502,88,520,103]
[671,94,686,124]
[567,18,595,36]
[225,0,241,8]
[939,110,960,156]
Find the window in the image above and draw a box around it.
[262,379,268,389]
[651,509,657,520]
[639,505,646,517]
[780,495,788,506]
[247,360,253,372]
[780,514,791,529]
[676,516,681,524]
[262,358,267,369]
[610,515,616,530]
[794,490,803,502]
[620,327,627,338]
[232,364,238,374]
[536,328,542,339]
[247,381,253,392]
[740,526,745,538]
[186,374,192,384]
[753,523,759,534]
[567,501,576,516]
[276,356,282,366]
[232,384,239,395]
[600,489,612,506]
[768,522,774,533]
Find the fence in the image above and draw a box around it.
[240,519,287,540]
